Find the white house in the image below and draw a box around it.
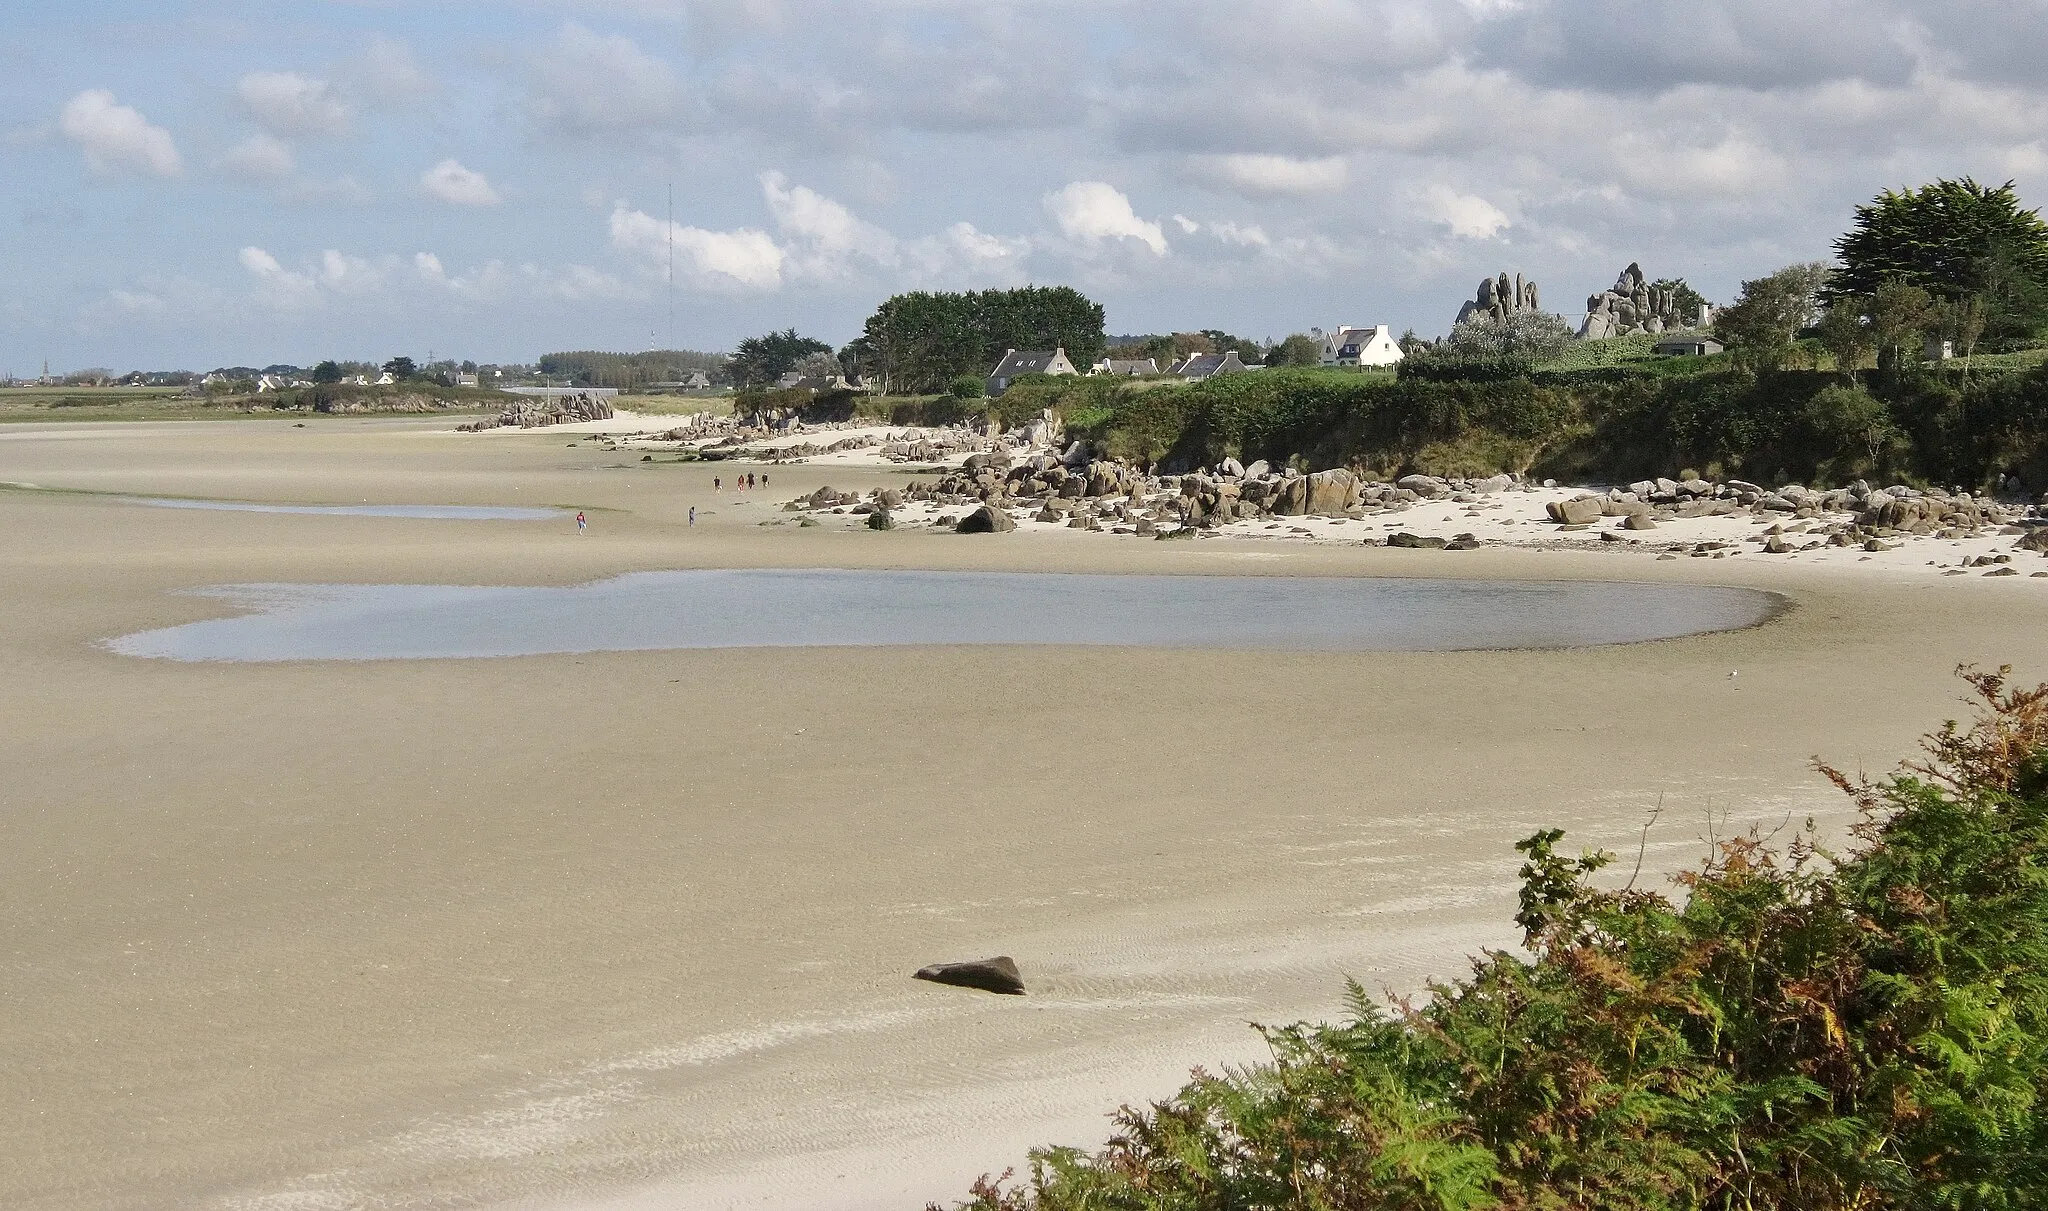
[986,347,1079,395]
[375,372,396,386]
[255,374,286,392]
[1091,357,1159,376]
[1319,325,1404,368]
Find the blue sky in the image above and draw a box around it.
[4,0,2045,372]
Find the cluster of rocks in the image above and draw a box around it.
[1455,271,1541,327]
[786,442,1546,538]
[879,428,985,464]
[458,392,616,431]
[1579,263,1703,339]
[1547,477,2040,556]
[306,392,468,415]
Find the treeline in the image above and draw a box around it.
[535,349,725,389]
[843,286,1106,393]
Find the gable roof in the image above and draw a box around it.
[1172,351,1249,378]
[989,348,1071,377]
[1098,358,1158,375]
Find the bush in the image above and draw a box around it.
[947,667,2048,1210]
[951,374,987,400]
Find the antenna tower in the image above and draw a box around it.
[666,183,675,355]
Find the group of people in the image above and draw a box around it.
[711,472,766,493]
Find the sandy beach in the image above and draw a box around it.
[6,416,2048,1211]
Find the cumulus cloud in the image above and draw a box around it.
[1206,220,1271,247]
[220,134,294,180]
[1043,182,1168,255]
[761,170,895,265]
[609,204,785,291]
[1184,153,1349,196]
[420,159,502,206]
[236,72,350,139]
[59,90,182,178]
[1413,184,1511,239]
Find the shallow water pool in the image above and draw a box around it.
[123,497,565,521]
[107,569,1780,663]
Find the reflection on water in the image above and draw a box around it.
[124,497,565,521]
[107,569,1780,663]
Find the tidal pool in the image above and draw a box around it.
[124,497,565,521]
[107,569,1780,663]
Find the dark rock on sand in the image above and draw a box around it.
[914,956,1025,995]
[957,505,1016,534]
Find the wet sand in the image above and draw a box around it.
[4,417,2046,1210]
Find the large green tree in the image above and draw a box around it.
[1714,262,1831,372]
[724,329,831,388]
[852,286,1106,393]
[1834,178,2048,340]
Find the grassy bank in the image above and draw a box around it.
[999,352,2048,490]
[0,382,511,423]
[945,668,2048,1210]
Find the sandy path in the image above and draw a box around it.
[2,418,2044,1211]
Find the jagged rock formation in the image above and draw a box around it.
[1579,263,1701,339]
[1455,272,1541,327]
[458,392,617,430]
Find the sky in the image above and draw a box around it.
[3,0,2045,373]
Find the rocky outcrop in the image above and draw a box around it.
[914,956,1025,995]
[457,392,617,430]
[1456,271,1541,327]
[1579,263,1702,339]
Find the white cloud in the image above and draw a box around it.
[760,170,895,263]
[220,134,294,181]
[1206,220,1271,247]
[1043,181,1167,255]
[531,24,688,133]
[236,72,350,139]
[420,159,502,207]
[609,205,785,291]
[59,90,182,178]
[1184,153,1349,196]
[1414,184,1511,239]
[238,245,316,300]
[1171,214,1200,234]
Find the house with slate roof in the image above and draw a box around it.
[1091,357,1159,376]
[986,347,1079,395]
[1168,350,1251,380]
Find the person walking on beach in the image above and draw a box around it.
[575,511,587,533]
[713,475,721,492]
[747,472,757,491]
[689,506,696,526]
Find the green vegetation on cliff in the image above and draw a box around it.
[945,668,2048,1210]
[942,355,2048,490]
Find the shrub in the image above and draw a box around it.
[951,374,987,400]
[945,667,2048,1211]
